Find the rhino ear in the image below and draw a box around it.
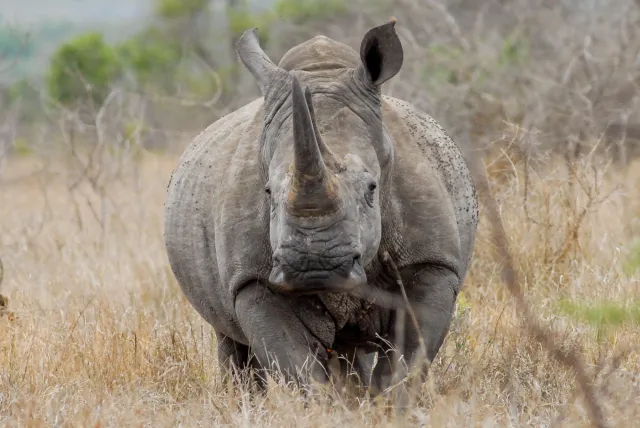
[236,28,287,96]
[357,18,404,87]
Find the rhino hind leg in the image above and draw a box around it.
[216,331,251,378]
[368,264,458,405]
[329,347,374,397]
[368,346,393,397]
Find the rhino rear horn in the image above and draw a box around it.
[236,28,287,96]
[302,86,343,171]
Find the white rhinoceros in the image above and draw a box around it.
[164,19,478,392]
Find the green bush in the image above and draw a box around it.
[156,0,210,19]
[275,0,347,23]
[116,29,181,91]
[227,4,273,46]
[13,137,33,156]
[47,32,122,107]
[42,0,349,104]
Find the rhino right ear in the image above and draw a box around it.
[236,28,287,97]
[356,18,404,87]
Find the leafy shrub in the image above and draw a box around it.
[227,3,273,46]
[156,0,210,19]
[47,32,121,107]
[116,29,181,91]
[275,0,347,23]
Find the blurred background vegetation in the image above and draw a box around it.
[0,0,363,146]
[1,0,640,205]
[0,0,637,162]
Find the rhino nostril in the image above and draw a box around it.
[352,254,361,266]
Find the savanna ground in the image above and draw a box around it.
[2,0,640,426]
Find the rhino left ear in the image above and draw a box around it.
[236,28,288,97]
[357,18,404,87]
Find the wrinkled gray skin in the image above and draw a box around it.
[164,20,478,393]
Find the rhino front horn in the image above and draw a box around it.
[288,75,341,217]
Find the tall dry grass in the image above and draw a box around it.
[0,141,638,426]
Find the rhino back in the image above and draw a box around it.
[380,96,478,283]
[164,98,269,342]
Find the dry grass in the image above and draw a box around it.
[0,146,639,427]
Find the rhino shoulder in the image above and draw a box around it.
[381,96,478,277]
[167,98,265,192]
[382,95,478,221]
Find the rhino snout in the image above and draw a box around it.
[268,252,366,294]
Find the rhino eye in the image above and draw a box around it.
[264,186,271,195]
[365,182,376,207]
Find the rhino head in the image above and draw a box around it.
[237,20,403,295]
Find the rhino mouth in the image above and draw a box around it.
[268,256,367,294]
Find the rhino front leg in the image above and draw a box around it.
[234,282,335,386]
[371,264,458,397]
[217,331,250,374]
[216,331,267,388]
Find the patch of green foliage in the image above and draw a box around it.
[178,68,221,96]
[456,290,472,318]
[227,3,273,46]
[420,26,530,90]
[498,27,530,67]
[274,0,347,23]
[556,297,640,346]
[47,32,122,107]
[116,28,182,91]
[156,0,210,19]
[13,137,33,156]
[5,77,43,121]
[43,0,348,105]
[122,120,147,143]
[556,298,640,329]
[420,44,465,86]
[106,132,147,162]
[117,0,216,96]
